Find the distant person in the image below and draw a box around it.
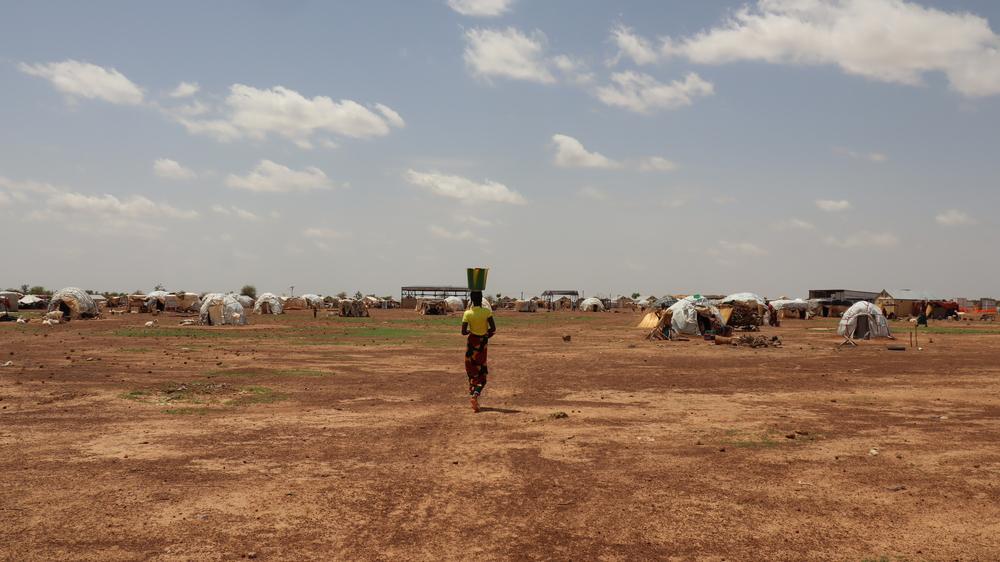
[461,291,496,413]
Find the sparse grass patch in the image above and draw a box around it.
[119,347,153,353]
[163,407,212,416]
[119,390,149,401]
[226,386,287,407]
[921,326,1000,335]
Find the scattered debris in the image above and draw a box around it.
[562,335,572,342]
[717,335,783,348]
[549,411,569,419]
[869,447,880,456]
[1,361,12,367]
[886,484,907,492]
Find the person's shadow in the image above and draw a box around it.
[478,407,521,414]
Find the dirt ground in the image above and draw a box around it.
[1,309,998,561]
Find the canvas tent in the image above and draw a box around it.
[48,287,99,320]
[514,300,536,312]
[444,296,466,312]
[645,297,726,338]
[770,298,810,319]
[301,294,323,309]
[199,293,247,326]
[283,296,308,310]
[254,293,284,315]
[417,299,448,315]
[145,291,179,313]
[0,291,21,312]
[578,297,605,312]
[838,301,892,340]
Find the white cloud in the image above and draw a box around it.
[610,24,659,65]
[46,191,198,220]
[816,199,852,212]
[18,59,144,105]
[405,169,526,205]
[428,225,475,240]
[225,160,334,193]
[447,0,513,17]
[935,209,977,226]
[578,186,608,201]
[455,215,494,227]
[211,204,259,221]
[302,227,345,239]
[174,84,403,145]
[153,158,196,180]
[551,55,595,85]
[169,81,200,98]
[835,147,889,163]
[661,0,1000,97]
[638,156,678,172]
[551,134,621,169]
[773,218,815,231]
[464,27,556,83]
[596,71,714,113]
[825,231,899,249]
[715,240,768,256]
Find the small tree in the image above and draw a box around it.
[631,292,641,300]
[353,291,363,300]
[29,286,47,295]
[336,291,348,299]
[241,285,257,299]
[154,283,166,291]
[19,284,29,294]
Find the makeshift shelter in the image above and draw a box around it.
[0,291,21,312]
[647,296,678,310]
[323,296,341,308]
[417,299,449,315]
[47,287,99,320]
[363,295,384,309]
[467,299,493,311]
[18,294,45,309]
[236,295,254,309]
[339,299,369,317]
[578,297,605,312]
[838,301,892,342]
[301,294,323,309]
[145,291,179,313]
[174,292,201,312]
[514,300,536,312]
[770,298,810,319]
[444,296,466,312]
[646,297,726,339]
[254,293,284,315]
[718,293,767,329]
[199,293,247,326]
[282,296,307,310]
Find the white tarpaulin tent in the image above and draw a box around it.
[0,291,21,312]
[235,295,254,308]
[838,301,892,340]
[770,298,809,311]
[444,296,465,312]
[579,297,605,312]
[721,292,767,306]
[18,295,44,307]
[302,294,323,308]
[254,293,283,315]
[200,293,247,325]
[48,287,99,320]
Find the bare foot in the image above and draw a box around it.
[470,397,480,413]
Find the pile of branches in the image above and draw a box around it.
[717,334,782,348]
[725,306,764,330]
[339,299,370,318]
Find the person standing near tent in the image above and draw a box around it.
[461,291,496,412]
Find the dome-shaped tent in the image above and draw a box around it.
[235,294,254,309]
[200,293,247,326]
[145,290,178,313]
[301,294,323,308]
[254,293,283,315]
[838,301,892,340]
[578,297,605,312]
[444,296,466,312]
[48,287,99,320]
[0,291,21,312]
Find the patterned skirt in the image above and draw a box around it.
[465,334,489,397]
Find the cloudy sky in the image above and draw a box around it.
[2,0,998,299]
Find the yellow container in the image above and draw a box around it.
[466,268,489,291]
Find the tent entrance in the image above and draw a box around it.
[855,315,871,340]
[58,301,71,320]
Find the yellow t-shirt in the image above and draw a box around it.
[462,306,493,336]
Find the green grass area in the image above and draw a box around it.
[119,390,149,400]
[163,407,212,416]
[113,327,258,339]
[205,367,332,378]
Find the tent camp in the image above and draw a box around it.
[444,296,466,312]
[199,293,247,326]
[466,299,493,311]
[47,287,99,320]
[174,292,201,312]
[514,299,536,312]
[254,293,284,315]
[145,291,179,313]
[838,301,892,340]
[578,297,605,312]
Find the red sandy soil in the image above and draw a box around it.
[1,310,998,560]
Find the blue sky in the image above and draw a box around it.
[1,0,998,299]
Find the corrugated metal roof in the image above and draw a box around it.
[881,289,942,301]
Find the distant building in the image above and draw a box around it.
[807,289,879,318]
[400,286,470,309]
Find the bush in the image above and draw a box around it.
[241,285,257,299]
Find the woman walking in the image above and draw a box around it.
[461,291,496,412]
